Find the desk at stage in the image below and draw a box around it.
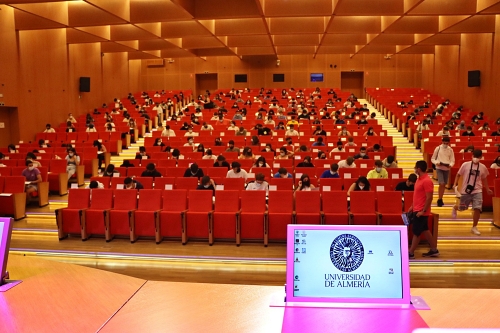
[1,255,500,333]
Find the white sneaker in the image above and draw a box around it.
[451,206,457,219]
[471,227,481,235]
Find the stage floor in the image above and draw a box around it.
[2,256,500,333]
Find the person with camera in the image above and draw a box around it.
[431,136,455,207]
[451,150,493,235]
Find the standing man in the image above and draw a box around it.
[451,150,493,235]
[408,160,439,259]
[431,136,455,207]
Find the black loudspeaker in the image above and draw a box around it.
[79,77,91,92]
[468,70,480,87]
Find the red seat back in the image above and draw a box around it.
[155,177,176,189]
[376,191,403,213]
[134,177,154,189]
[206,167,228,178]
[138,189,162,210]
[50,159,67,173]
[240,191,266,212]
[113,190,138,210]
[403,191,414,212]
[90,189,114,209]
[127,167,144,177]
[350,191,376,213]
[215,190,240,212]
[111,177,127,189]
[175,177,198,190]
[322,191,348,213]
[187,190,213,212]
[162,189,188,211]
[268,190,293,213]
[221,178,245,190]
[67,189,91,209]
[269,178,294,190]
[295,191,321,213]
[4,176,25,193]
[318,178,343,191]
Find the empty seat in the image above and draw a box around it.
[318,178,343,191]
[134,189,163,243]
[159,189,188,244]
[0,176,27,220]
[185,190,214,243]
[267,190,294,242]
[221,178,245,190]
[377,191,404,225]
[213,190,240,245]
[240,191,267,245]
[56,189,91,240]
[175,177,198,190]
[268,178,294,190]
[349,191,377,225]
[109,190,138,242]
[322,191,349,225]
[295,191,323,224]
[85,189,114,240]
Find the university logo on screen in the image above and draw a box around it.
[325,234,370,288]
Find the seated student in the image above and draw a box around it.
[65,121,76,133]
[22,160,42,200]
[184,137,196,149]
[312,126,326,136]
[461,126,475,136]
[354,147,369,160]
[103,164,117,176]
[225,140,240,153]
[363,127,377,136]
[320,163,340,179]
[276,147,292,160]
[492,127,500,136]
[356,116,368,125]
[226,161,248,181]
[26,152,42,168]
[337,126,351,137]
[65,148,80,180]
[44,124,56,133]
[171,148,184,160]
[338,156,357,168]
[251,157,270,170]
[366,160,388,179]
[124,177,144,190]
[235,126,247,136]
[184,127,199,137]
[141,163,163,178]
[67,113,77,123]
[262,143,275,154]
[478,122,490,131]
[316,151,327,160]
[180,122,190,131]
[395,174,417,191]
[135,146,151,160]
[491,156,500,169]
[312,137,326,147]
[285,124,299,137]
[201,122,214,131]
[368,144,383,153]
[455,120,466,130]
[239,147,255,160]
[213,155,230,169]
[202,149,217,161]
[382,155,398,168]
[273,167,293,179]
[345,136,357,147]
[120,160,134,168]
[246,173,270,193]
[459,145,475,153]
[347,176,371,196]
[161,125,176,137]
[85,180,104,189]
[196,175,216,195]
[184,163,204,179]
[296,156,314,167]
[295,174,315,192]
[330,141,344,153]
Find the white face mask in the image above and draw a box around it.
[360,152,366,157]
[265,147,270,152]
[69,153,74,157]
[280,152,286,156]
[189,140,193,144]
[472,158,480,164]
[358,185,365,190]
[330,170,336,175]
[204,184,210,188]
[28,166,34,171]
[376,167,382,172]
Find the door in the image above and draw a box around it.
[0,107,19,147]
[341,72,364,99]
[195,74,218,96]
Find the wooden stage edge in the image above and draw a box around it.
[1,256,500,333]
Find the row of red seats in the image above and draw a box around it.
[56,189,424,246]
[0,176,49,220]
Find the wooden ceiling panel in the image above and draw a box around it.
[130,0,192,23]
[182,36,225,49]
[128,51,160,60]
[357,44,396,54]
[110,25,160,41]
[190,47,236,56]
[269,17,326,34]
[442,15,496,33]
[138,39,177,51]
[418,34,461,45]
[192,0,260,19]
[226,35,272,47]
[335,0,405,16]
[68,2,126,27]
[14,8,66,30]
[322,34,367,45]
[101,41,138,53]
[398,45,435,54]
[409,0,477,15]
[66,28,108,44]
[214,19,267,35]
[12,2,68,25]
[273,34,321,46]
[479,2,500,13]
[161,21,211,37]
[161,48,196,58]
[328,16,382,33]
[370,34,415,45]
[236,46,275,55]
[316,45,357,54]
[276,46,317,55]
[384,16,439,34]
[264,0,333,17]
[86,0,130,22]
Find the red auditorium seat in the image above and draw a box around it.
[134,189,163,243]
[175,177,198,190]
[349,191,377,225]
[295,191,323,224]
[376,191,404,225]
[239,191,267,245]
[206,167,228,178]
[403,191,414,212]
[110,177,126,189]
[267,190,294,242]
[318,178,343,191]
[90,176,111,189]
[159,189,188,244]
[268,178,294,190]
[134,177,154,189]
[0,176,27,220]
[220,178,245,190]
[56,189,91,240]
[185,190,214,244]
[109,190,138,242]
[84,189,114,240]
[48,159,69,195]
[322,191,349,225]
[154,177,176,190]
[213,190,240,245]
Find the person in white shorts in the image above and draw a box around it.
[431,136,455,207]
[451,149,493,235]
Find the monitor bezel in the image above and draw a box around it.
[286,224,410,305]
[0,217,14,284]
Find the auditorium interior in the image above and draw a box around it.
[1,0,500,332]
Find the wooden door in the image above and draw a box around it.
[341,72,364,99]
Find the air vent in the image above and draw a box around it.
[146,59,165,67]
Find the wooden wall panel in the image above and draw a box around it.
[128,59,141,93]
[433,45,460,101]
[422,54,435,92]
[0,6,19,110]
[102,52,129,100]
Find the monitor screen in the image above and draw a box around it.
[286,225,410,305]
[310,73,324,82]
[0,218,14,284]
[234,74,247,83]
[273,74,285,82]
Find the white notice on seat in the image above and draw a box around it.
[391,174,399,179]
[344,173,351,179]
[361,164,367,168]
[376,186,385,192]
[269,185,277,191]
[322,186,331,192]
[116,184,124,189]
[164,184,173,190]
[216,185,224,190]
[71,184,78,189]
[273,163,280,168]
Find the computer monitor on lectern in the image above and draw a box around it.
[0,218,14,286]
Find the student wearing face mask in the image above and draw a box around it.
[44,124,56,133]
[337,126,351,137]
[135,146,151,160]
[184,126,199,137]
[183,163,204,179]
[26,152,42,168]
[353,147,369,160]
[366,160,388,179]
[451,150,493,235]
[184,137,195,148]
[124,177,144,190]
[196,176,216,195]
[296,156,314,168]
[201,122,214,131]
[251,157,270,169]
[261,143,275,154]
[225,140,240,153]
[363,127,377,136]
[316,151,327,160]
[202,149,217,161]
[490,156,500,169]
[320,163,340,179]
[312,126,326,136]
[455,121,466,131]
[23,160,43,200]
[273,167,292,178]
[461,126,475,136]
[276,147,292,160]
[246,173,269,193]
[431,136,455,207]
[407,160,439,258]
[331,141,344,153]
[226,161,248,181]
[295,174,315,192]
[239,147,255,160]
[141,163,163,178]
[161,125,176,137]
[312,137,326,147]
[213,155,230,169]
[347,176,370,196]
[65,148,80,180]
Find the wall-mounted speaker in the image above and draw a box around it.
[468,70,480,87]
[79,77,90,92]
